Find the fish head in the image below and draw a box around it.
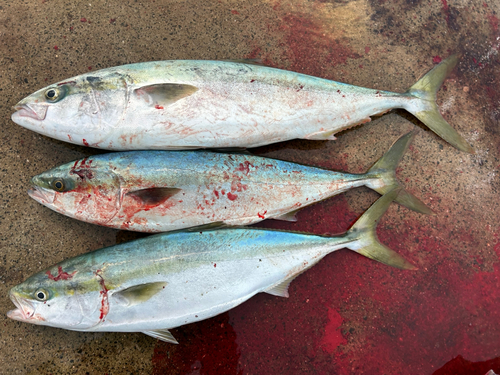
[28,158,122,225]
[7,262,104,330]
[11,71,129,146]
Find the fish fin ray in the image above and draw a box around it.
[404,54,473,153]
[134,83,198,107]
[265,278,295,298]
[111,282,168,307]
[272,210,300,222]
[304,129,337,140]
[142,329,179,344]
[346,189,417,270]
[366,130,433,215]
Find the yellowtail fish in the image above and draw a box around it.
[8,190,416,343]
[28,131,430,232]
[12,56,472,152]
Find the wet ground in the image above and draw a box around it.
[1,0,500,374]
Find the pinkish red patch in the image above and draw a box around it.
[46,266,76,281]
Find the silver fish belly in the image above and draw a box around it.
[11,57,472,152]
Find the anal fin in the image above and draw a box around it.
[304,129,337,141]
[265,277,298,298]
[142,329,179,344]
[272,209,300,222]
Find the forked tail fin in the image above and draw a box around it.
[345,189,417,270]
[404,54,473,153]
[366,130,433,214]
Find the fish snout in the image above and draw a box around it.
[12,102,48,122]
[28,185,56,205]
[7,292,35,322]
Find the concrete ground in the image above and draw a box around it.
[1,0,499,374]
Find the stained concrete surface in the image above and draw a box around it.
[1,0,499,374]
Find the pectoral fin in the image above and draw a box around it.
[134,83,198,107]
[112,282,168,307]
[142,329,179,344]
[126,187,181,209]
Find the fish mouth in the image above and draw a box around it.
[28,186,56,205]
[7,292,40,322]
[12,103,48,122]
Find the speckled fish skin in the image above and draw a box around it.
[7,190,415,343]
[11,56,472,152]
[27,131,430,232]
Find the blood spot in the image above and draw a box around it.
[46,266,77,281]
[227,192,238,201]
[82,139,89,147]
[433,56,442,64]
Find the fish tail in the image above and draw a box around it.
[346,188,417,270]
[403,54,473,153]
[366,130,433,214]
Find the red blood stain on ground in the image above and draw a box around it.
[319,307,348,354]
[154,104,164,110]
[433,355,500,375]
[433,55,442,64]
[246,8,360,78]
[152,313,241,375]
[46,266,76,281]
[487,14,499,32]
[278,13,360,77]
[80,17,87,22]
[227,192,238,201]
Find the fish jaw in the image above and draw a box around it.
[12,102,48,122]
[28,185,56,205]
[7,292,45,324]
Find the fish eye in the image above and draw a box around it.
[34,288,48,301]
[52,179,65,192]
[45,88,59,101]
